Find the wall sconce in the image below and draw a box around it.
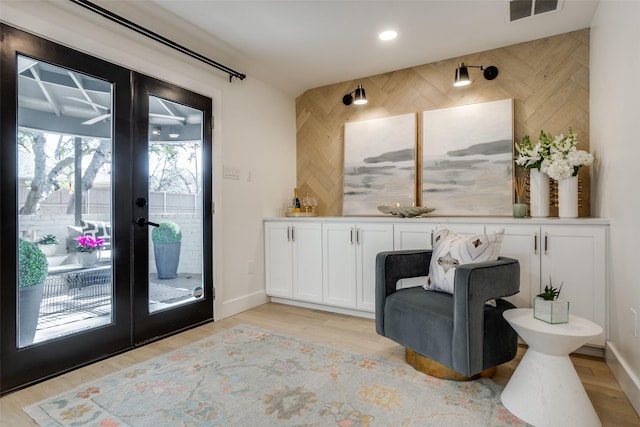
[453,63,499,87]
[342,84,368,105]
[152,126,161,136]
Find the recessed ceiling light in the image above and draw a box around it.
[379,30,397,41]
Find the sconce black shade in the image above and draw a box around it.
[353,85,367,105]
[454,65,471,87]
[454,63,499,87]
[343,84,368,105]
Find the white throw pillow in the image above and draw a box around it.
[424,225,504,294]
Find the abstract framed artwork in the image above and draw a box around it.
[343,113,417,215]
[421,99,514,216]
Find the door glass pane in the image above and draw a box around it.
[148,96,204,313]
[17,55,114,347]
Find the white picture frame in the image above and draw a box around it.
[421,99,514,216]
[343,113,417,215]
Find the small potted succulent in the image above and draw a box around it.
[18,238,49,346]
[534,279,568,324]
[37,233,60,256]
[151,221,182,279]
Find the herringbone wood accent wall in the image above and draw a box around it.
[296,29,590,217]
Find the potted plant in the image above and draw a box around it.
[75,235,105,268]
[152,221,182,279]
[18,238,48,346]
[534,279,569,324]
[37,233,59,256]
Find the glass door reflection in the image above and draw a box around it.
[147,95,204,313]
[17,55,114,347]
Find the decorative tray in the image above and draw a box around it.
[286,212,318,217]
[377,205,436,218]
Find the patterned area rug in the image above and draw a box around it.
[24,325,528,426]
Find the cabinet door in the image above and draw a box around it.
[356,223,394,311]
[292,223,323,303]
[322,223,357,308]
[394,223,434,250]
[487,224,540,309]
[265,222,293,298]
[393,223,435,288]
[542,226,606,345]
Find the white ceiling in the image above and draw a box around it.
[88,0,599,96]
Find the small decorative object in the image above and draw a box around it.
[302,193,318,214]
[18,238,48,346]
[75,235,105,268]
[513,177,527,218]
[377,205,435,218]
[534,279,569,324]
[37,233,59,256]
[516,131,552,217]
[541,128,593,218]
[152,221,182,279]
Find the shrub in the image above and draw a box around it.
[19,239,48,288]
[151,221,182,244]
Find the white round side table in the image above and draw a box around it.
[501,308,603,427]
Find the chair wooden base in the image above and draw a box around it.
[405,348,496,381]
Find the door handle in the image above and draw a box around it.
[135,217,159,227]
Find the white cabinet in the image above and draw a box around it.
[265,221,323,303]
[487,224,606,346]
[264,218,608,347]
[322,222,393,311]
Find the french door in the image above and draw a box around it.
[0,24,213,394]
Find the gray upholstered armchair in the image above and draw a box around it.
[375,249,520,380]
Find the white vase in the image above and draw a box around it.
[558,176,579,218]
[529,169,550,217]
[77,251,101,268]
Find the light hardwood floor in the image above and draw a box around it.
[1,302,638,426]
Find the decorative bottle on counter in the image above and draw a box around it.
[293,188,301,212]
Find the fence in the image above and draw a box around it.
[18,183,200,215]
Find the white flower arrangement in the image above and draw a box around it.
[540,128,594,180]
[514,130,553,171]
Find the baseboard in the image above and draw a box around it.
[606,341,640,416]
[270,297,375,319]
[215,290,268,320]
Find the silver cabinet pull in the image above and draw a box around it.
[287,226,291,242]
[534,232,538,255]
[544,232,548,255]
[291,226,295,242]
[350,228,355,245]
[356,228,361,245]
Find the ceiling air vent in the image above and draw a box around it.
[509,0,561,22]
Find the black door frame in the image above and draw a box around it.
[0,24,214,394]
[131,74,214,344]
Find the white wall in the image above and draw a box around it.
[1,1,297,320]
[590,0,640,412]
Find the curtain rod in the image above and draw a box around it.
[69,0,246,82]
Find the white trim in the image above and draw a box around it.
[270,297,375,320]
[606,341,640,416]
[215,290,268,321]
